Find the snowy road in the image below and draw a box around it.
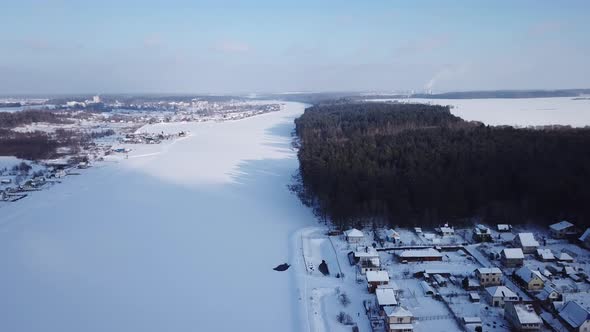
[0,102,315,331]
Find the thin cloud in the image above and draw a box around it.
[393,34,450,58]
[212,40,251,53]
[143,34,163,48]
[8,38,84,52]
[527,20,563,38]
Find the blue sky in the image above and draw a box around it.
[1,0,588,94]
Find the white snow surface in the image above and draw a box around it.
[371,97,590,127]
[0,102,316,332]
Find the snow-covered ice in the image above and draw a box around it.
[372,97,590,127]
[0,102,315,331]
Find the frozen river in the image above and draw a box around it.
[0,102,314,331]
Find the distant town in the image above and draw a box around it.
[0,95,282,204]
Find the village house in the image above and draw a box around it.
[536,248,555,261]
[366,270,389,293]
[497,224,512,232]
[384,229,401,243]
[514,266,545,291]
[376,287,398,308]
[473,224,492,242]
[344,228,364,244]
[385,306,414,332]
[462,316,482,331]
[514,233,540,254]
[559,301,590,332]
[534,285,562,304]
[579,228,590,249]
[557,252,574,263]
[501,248,525,267]
[485,285,519,307]
[353,246,381,274]
[475,267,503,286]
[505,302,542,331]
[379,281,401,297]
[549,220,576,239]
[397,248,443,262]
[437,225,454,237]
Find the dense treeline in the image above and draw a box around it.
[0,128,114,160]
[295,102,590,228]
[0,109,72,129]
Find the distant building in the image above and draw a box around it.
[475,267,503,286]
[534,285,562,304]
[505,302,542,331]
[462,316,482,331]
[366,270,389,293]
[398,248,442,262]
[558,301,590,332]
[579,228,590,249]
[353,246,381,274]
[501,248,524,267]
[385,306,414,332]
[385,229,401,243]
[514,266,545,291]
[549,220,575,239]
[485,285,519,307]
[557,252,574,263]
[514,233,540,253]
[438,226,454,237]
[376,287,398,308]
[536,248,555,261]
[344,228,364,243]
[473,224,492,242]
[497,224,512,232]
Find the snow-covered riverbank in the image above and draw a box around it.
[0,101,315,331]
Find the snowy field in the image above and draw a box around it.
[372,97,590,127]
[0,102,316,331]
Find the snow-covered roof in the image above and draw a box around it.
[420,281,434,294]
[580,228,590,242]
[385,229,400,238]
[469,293,480,300]
[476,267,502,274]
[550,220,574,231]
[536,285,558,301]
[564,266,576,275]
[536,248,555,260]
[345,228,364,238]
[486,286,518,299]
[515,266,544,283]
[511,304,542,325]
[376,288,398,306]
[366,270,389,283]
[516,233,540,247]
[399,248,442,258]
[559,301,590,329]
[440,226,454,233]
[497,224,511,231]
[379,280,400,292]
[389,323,413,330]
[463,316,482,324]
[557,252,574,261]
[354,246,379,258]
[385,306,413,318]
[502,248,524,259]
